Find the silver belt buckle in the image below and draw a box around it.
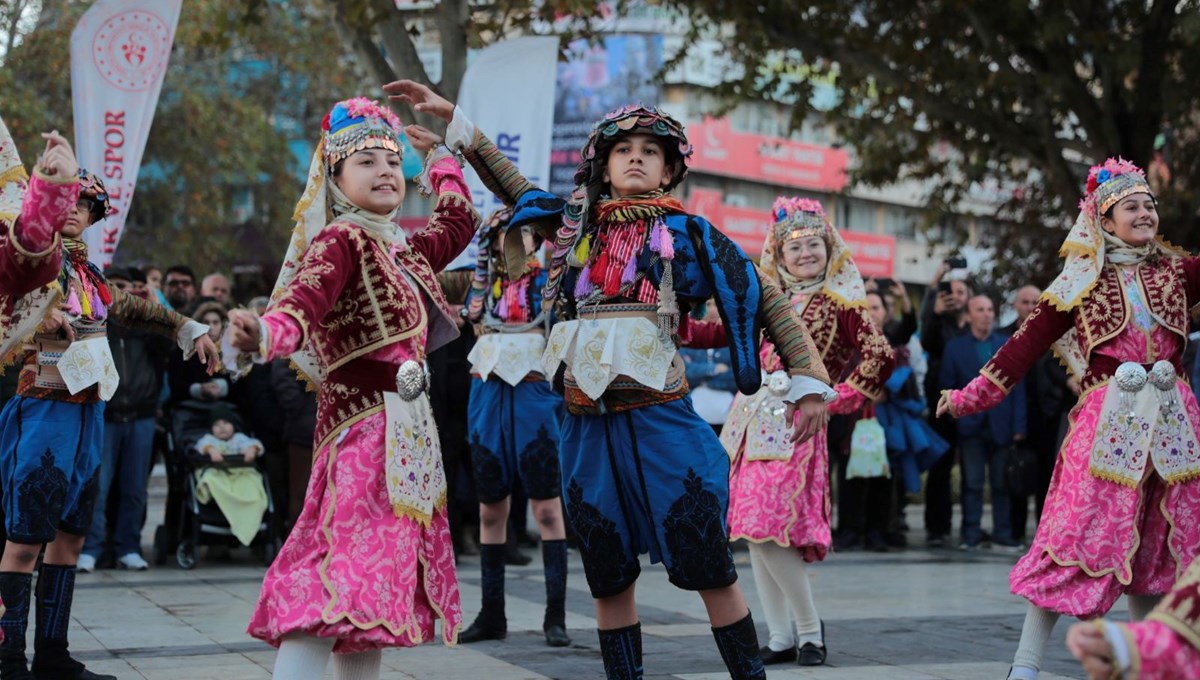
[396,360,429,402]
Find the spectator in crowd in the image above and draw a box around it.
[1002,285,1062,545]
[144,265,170,307]
[192,406,269,547]
[231,347,286,539]
[940,295,1026,551]
[919,261,972,547]
[78,267,174,573]
[170,300,230,404]
[163,265,198,312]
[268,359,316,533]
[201,272,232,305]
[680,300,739,434]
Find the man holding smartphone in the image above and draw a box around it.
[919,257,972,548]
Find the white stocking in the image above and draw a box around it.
[1010,603,1060,677]
[272,634,334,680]
[748,541,821,646]
[748,542,794,651]
[333,649,382,680]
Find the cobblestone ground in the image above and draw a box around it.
[60,470,1095,679]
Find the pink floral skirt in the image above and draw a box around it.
[246,412,461,653]
[1010,383,1200,619]
[727,429,831,562]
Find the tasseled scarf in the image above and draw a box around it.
[576,190,685,339]
[61,238,111,320]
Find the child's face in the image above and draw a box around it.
[332,148,405,214]
[603,134,671,198]
[211,419,235,440]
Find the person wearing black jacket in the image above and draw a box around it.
[79,268,173,573]
[919,264,971,547]
[268,358,316,532]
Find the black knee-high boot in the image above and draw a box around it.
[0,572,32,680]
[712,612,766,680]
[459,543,507,643]
[31,563,115,680]
[541,539,570,647]
[597,622,642,680]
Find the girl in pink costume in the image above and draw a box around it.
[721,197,894,666]
[230,98,478,680]
[938,159,1200,680]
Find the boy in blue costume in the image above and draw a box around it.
[387,80,833,680]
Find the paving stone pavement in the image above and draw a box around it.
[57,470,1101,679]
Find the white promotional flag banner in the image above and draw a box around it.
[71,0,183,268]
[447,36,558,270]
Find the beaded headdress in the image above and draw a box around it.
[760,196,866,308]
[574,104,693,192]
[78,168,113,224]
[1043,157,1169,313]
[321,97,404,168]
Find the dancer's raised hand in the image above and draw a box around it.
[404,124,442,156]
[228,309,262,353]
[36,131,78,180]
[384,80,454,121]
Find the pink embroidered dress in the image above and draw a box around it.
[721,198,894,561]
[245,149,478,653]
[947,262,1200,619]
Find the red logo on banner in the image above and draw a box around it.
[92,10,172,92]
[688,117,849,192]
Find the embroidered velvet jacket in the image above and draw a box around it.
[791,293,893,401]
[266,190,478,450]
[976,258,1200,395]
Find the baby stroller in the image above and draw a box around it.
[153,399,279,569]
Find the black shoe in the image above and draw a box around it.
[864,530,888,552]
[884,531,908,549]
[31,657,115,680]
[544,623,571,647]
[926,533,947,548]
[833,530,862,551]
[0,656,32,680]
[797,621,826,667]
[458,616,507,643]
[758,645,797,665]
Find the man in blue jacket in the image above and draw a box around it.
[940,295,1026,551]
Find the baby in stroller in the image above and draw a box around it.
[192,405,269,547]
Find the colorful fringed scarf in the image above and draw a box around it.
[60,238,111,320]
[569,190,686,339]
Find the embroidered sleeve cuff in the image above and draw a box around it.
[951,374,1008,416]
[445,106,476,152]
[1101,620,1133,675]
[418,153,469,198]
[176,320,209,359]
[783,375,836,404]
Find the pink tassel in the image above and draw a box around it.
[656,221,674,260]
[64,287,82,316]
[649,220,662,252]
[575,264,594,298]
[496,289,509,319]
[516,279,528,309]
[621,254,637,285]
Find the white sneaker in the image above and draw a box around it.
[117,552,149,571]
[76,554,96,573]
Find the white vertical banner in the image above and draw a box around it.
[71,0,183,268]
[447,36,558,270]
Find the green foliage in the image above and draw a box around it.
[669,0,1200,290]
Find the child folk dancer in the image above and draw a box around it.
[938,159,1200,680]
[720,198,894,666]
[0,120,217,680]
[385,79,834,680]
[232,97,478,680]
[458,208,572,648]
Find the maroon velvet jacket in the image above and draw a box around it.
[977,258,1200,396]
[268,189,479,450]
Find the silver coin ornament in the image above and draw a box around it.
[396,360,428,402]
[1149,360,1177,391]
[1114,362,1148,392]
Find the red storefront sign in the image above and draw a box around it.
[687,117,849,192]
[686,189,895,278]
